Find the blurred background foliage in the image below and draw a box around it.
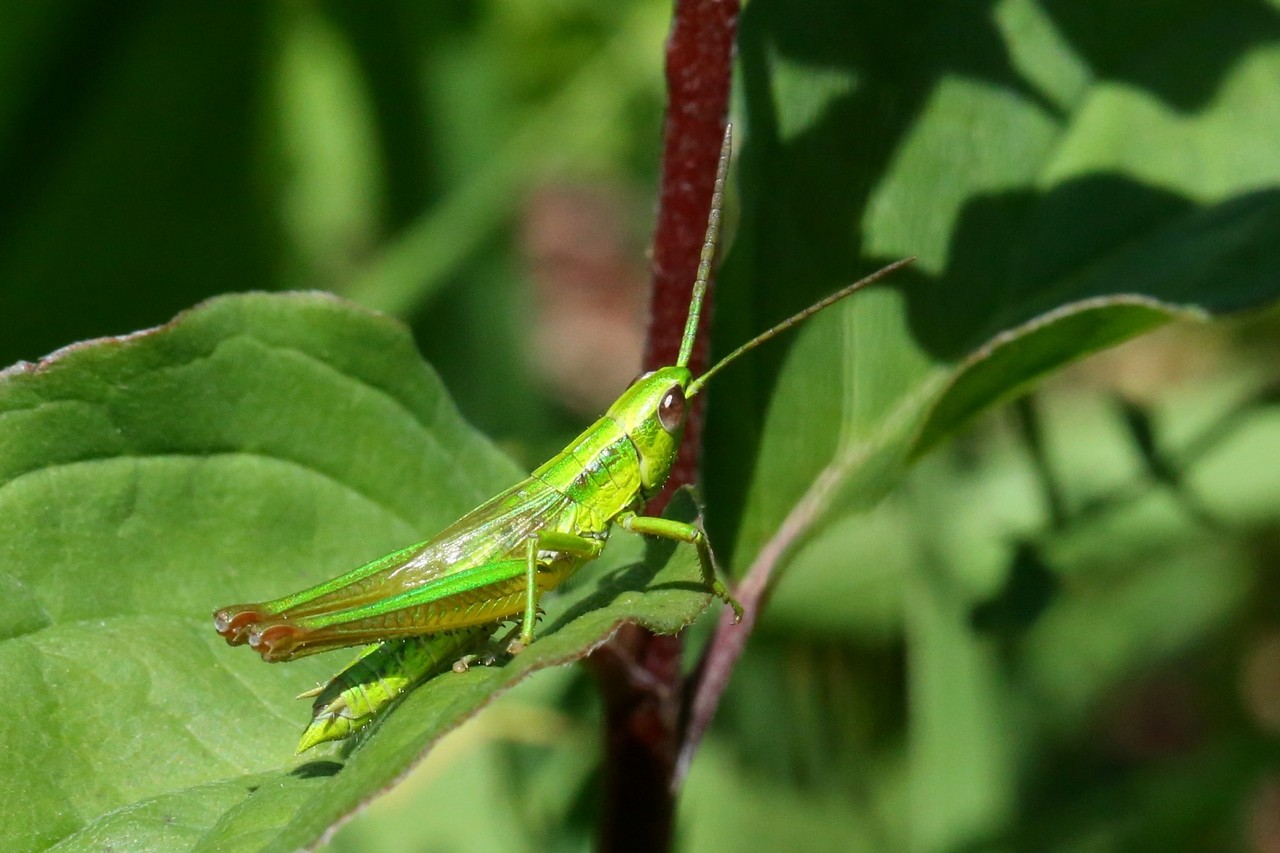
[5,0,1280,851]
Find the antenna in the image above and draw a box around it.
[676,123,733,368]
[687,257,915,396]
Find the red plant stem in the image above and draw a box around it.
[591,1,738,851]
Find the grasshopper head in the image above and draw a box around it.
[605,365,692,495]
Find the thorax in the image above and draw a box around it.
[532,415,643,535]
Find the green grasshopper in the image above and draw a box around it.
[214,127,910,737]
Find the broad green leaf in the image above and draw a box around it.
[0,293,710,853]
[711,0,1280,566]
[698,4,1280,851]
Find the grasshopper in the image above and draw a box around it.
[214,126,910,718]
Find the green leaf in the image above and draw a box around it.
[711,1,1280,567]
[0,294,709,853]
[698,4,1280,850]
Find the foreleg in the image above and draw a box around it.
[614,512,743,621]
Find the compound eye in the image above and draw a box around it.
[657,385,686,434]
